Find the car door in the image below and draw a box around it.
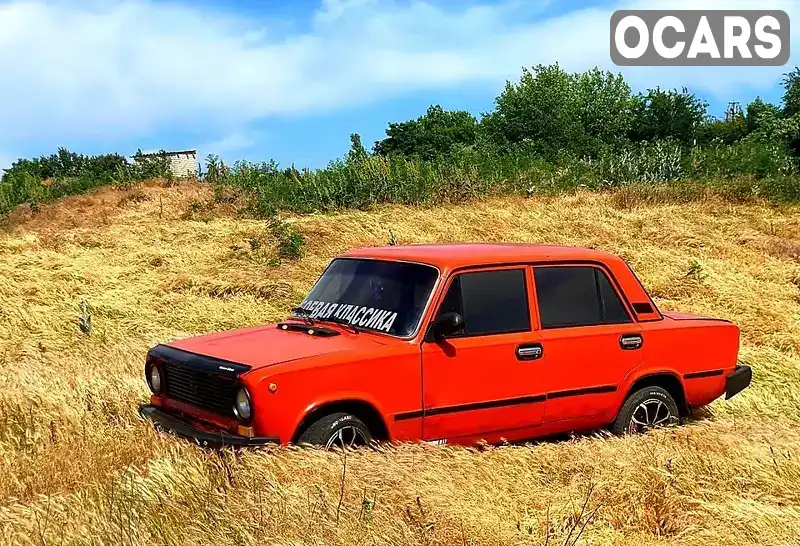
[531,264,643,423]
[420,266,547,442]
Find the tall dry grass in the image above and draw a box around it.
[1,181,799,545]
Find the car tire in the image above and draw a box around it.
[611,386,680,435]
[296,412,373,449]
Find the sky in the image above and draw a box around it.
[0,0,798,173]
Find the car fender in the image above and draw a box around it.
[612,363,686,416]
[291,390,391,442]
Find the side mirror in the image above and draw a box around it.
[430,312,464,341]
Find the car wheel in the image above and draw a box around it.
[296,412,373,449]
[611,386,680,435]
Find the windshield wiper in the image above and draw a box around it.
[289,307,359,334]
[289,307,314,325]
[314,315,360,334]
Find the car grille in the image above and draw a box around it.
[163,362,237,417]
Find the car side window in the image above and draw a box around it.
[534,266,632,329]
[437,269,530,336]
[596,268,630,324]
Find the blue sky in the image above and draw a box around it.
[0,0,797,173]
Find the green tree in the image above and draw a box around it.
[781,67,800,118]
[745,105,800,159]
[347,133,368,162]
[481,65,636,158]
[373,105,478,160]
[481,64,584,158]
[746,97,781,134]
[778,68,800,156]
[745,112,800,144]
[575,68,635,155]
[628,88,708,146]
[699,114,748,145]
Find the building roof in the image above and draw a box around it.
[339,243,619,270]
[134,149,197,157]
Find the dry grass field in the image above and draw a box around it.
[1,180,800,545]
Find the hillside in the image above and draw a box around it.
[1,181,799,545]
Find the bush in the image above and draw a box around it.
[0,148,173,215]
[268,216,305,261]
[481,64,587,158]
[204,135,799,216]
[628,88,707,146]
[373,106,478,160]
[2,148,128,184]
[595,140,686,186]
[690,138,795,180]
[4,139,798,221]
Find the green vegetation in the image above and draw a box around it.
[373,105,479,160]
[4,63,800,217]
[267,215,305,261]
[0,149,172,215]
[199,63,800,213]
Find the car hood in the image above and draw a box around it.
[165,323,392,370]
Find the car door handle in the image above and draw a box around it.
[516,343,543,361]
[619,333,643,350]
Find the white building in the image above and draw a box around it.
[133,149,197,178]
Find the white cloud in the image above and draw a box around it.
[0,0,797,149]
[196,132,258,163]
[202,133,256,154]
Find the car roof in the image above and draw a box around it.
[339,243,619,270]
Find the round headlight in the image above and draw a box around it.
[147,365,162,394]
[234,387,252,421]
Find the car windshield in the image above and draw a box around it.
[293,258,439,337]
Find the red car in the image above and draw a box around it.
[139,244,751,449]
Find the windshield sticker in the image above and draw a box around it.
[298,300,398,333]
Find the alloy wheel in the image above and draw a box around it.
[325,425,369,450]
[627,398,676,434]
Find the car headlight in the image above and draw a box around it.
[233,387,252,421]
[147,365,162,394]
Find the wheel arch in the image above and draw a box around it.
[621,372,690,418]
[291,399,390,444]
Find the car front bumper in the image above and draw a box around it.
[725,364,752,400]
[138,404,278,448]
